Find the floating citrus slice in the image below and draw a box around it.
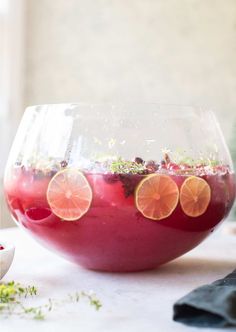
[180,176,211,217]
[47,169,92,221]
[135,174,179,220]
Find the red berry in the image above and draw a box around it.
[167,163,180,171]
[214,165,228,174]
[145,160,159,173]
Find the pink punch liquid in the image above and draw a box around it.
[4,167,236,272]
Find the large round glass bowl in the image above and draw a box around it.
[4,104,236,272]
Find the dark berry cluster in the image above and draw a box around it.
[119,174,143,197]
[104,157,161,197]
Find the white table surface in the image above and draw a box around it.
[0,225,236,332]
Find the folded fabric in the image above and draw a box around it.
[173,269,236,328]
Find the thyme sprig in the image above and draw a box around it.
[69,291,102,311]
[171,149,221,167]
[0,281,102,320]
[110,158,146,174]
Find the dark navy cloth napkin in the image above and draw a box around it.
[173,269,236,328]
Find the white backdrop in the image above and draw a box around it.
[24,0,236,142]
[0,0,25,228]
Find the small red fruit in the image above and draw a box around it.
[167,162,181,171]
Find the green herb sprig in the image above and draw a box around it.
[0,281,102,320]
[171,149,221,168]
[69,291,102,311]
[110,158,146,174]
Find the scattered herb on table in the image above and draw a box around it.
[69,291,102,311]
[0,281,102,320]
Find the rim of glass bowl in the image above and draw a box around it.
[25,103,215,119]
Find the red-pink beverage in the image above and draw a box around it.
[4,165,236,272]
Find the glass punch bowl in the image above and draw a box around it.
[4,104,236,272]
